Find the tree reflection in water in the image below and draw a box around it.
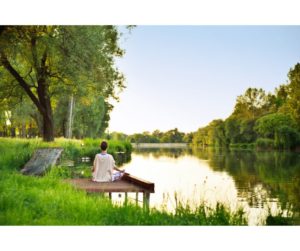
[131,147,300,224]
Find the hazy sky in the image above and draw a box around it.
[108,26,300,134]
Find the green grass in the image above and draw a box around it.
[0,137,248,225]
[0,170,247,225]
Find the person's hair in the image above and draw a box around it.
[100,141,108,151]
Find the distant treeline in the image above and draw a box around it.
[192,63,300,150]
[112,62,300,150]
[107,128,193,144]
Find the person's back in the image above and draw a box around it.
[92,152,115,182]
[92,140,124,182]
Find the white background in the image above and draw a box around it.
[1,0,299,250]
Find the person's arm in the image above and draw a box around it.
[114,166,124,172]
[111,156,125,172]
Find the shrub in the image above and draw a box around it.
[255,138,275,149]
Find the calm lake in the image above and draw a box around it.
[113,147,300,225]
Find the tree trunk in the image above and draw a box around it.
[66,95,74,139]
[42,111,54,142]
[38,82,54,142]
[21,122,26,138]
[1,48,55,141]
[36,74,55,141]
[10,127,16,137]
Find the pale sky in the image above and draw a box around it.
[108,26,300,134]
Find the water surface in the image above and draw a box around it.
[118,148,300,225]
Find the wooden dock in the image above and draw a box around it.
[66,173,155,209]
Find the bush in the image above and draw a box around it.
[274,126,300,149]
[255,138,275,149]
[266,215,294,225]
[229,143,255,150]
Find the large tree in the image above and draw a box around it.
[232,88,270,119]
[0,26,125,141]
[286,63,300,128]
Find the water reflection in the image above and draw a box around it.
[195,148,300,214]
[121,147,300,225]
[133,147,192,159]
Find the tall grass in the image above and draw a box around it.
[0,137,247,225]
[0,170,246,225]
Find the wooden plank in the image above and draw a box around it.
[66,178,154,193]
[21,148,63,176]
[121,173,155,193]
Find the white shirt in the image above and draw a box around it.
[92,153,116,182]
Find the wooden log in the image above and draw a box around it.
[21,148,63,176]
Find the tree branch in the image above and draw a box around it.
[30,36,41,78]
[22,67,36,88]
[0,80,20,100]
[41,49,47,70]
[0,53,45,114]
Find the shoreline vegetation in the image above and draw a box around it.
[132,141,300,153]
[0,138,295,225]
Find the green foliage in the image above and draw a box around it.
[0,26,126,141]
[192,62,300,150]
[229,143,255,149]
[268,84,289,113]
[255,113,296,138]
[107,131,128,141]
[274,125,300,149]
[254,113,299,149]
[232,88,270,119]
[160,128,185,143]
[255,138,275,149]
[192,126,210,147]
[225,117,241,144]
[81,138,132,165]
[286,63,300,128]
[72,96,106,138]
[266,215,294,225]
[183,132,194,143]
[239,119,257,143]
[128,128,188,143]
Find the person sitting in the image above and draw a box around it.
[92,140,125,182]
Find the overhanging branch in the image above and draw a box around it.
[0,52,45,114]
